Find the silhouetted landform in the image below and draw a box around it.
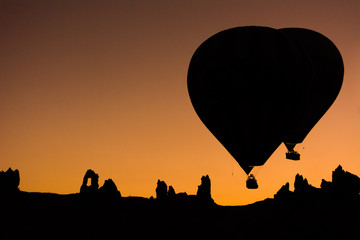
[99,179,121,198]
[155,179,168,199]
[197,174,214,203]
[154,175,213,204]
[274,165,360,201]
[80,169,99,194]
[0,168,20,194]
[1,166,360,239]
[80,169,121,199]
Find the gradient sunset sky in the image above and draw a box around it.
[1,0,359,205]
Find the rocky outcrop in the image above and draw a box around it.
[99,178,121,198]
[168,186,176,199]
[275,166,360,201]
[320,179,332,192]
[80,169,99,195]
[156,180,168,200]
[294,174,317,194]
[197,175,213,203]
[153,175,214,204]
[0,168,20,194]
[80,169,121,200]
[274,182,291,200]
[321,165,360,199]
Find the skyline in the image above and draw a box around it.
[1,0,359,205]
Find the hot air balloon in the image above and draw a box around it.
[187,26,343,189]
[187,26,299,178]
[278,28,344,160]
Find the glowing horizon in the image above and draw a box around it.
[1,0,359,205]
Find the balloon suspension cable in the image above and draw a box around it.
[249,166,263,177]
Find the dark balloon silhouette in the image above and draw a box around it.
[278,28,344,157]
[187,26,343,185]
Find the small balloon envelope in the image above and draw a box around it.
[279,28,344,146]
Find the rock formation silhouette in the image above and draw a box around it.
[80,169,121,199]
[294,173,317,194]
[156,180,168,199]
[0,168,20,194]
[153,175,214,203]
[274,182,291,200]
[197,175,213,203]
[321,165,360,199]
[99,178,121,198]
[1,165,360,239]
[80,169,99,195]
[274,165,360,202]
[168,185,176,199]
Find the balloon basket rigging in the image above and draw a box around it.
[246,174,258,189]
[286,151,300,160]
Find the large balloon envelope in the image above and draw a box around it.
[187,26,343,175]
[188,26,304,174]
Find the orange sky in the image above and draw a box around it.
[1,0,359,205]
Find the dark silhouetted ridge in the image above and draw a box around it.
[1,166,359,239]
[0,168,20,194]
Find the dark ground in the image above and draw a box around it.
[1,190,359,240]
